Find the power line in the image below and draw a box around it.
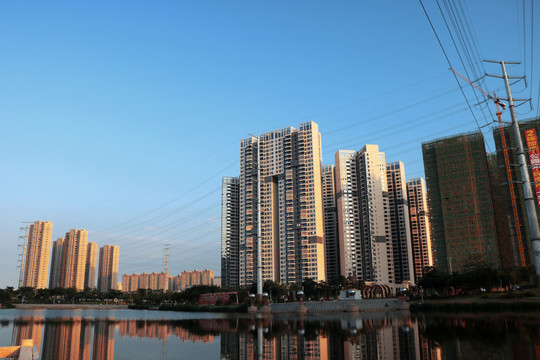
[419,0,493,152]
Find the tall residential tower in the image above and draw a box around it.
[238,121,326,285]
[22,220,53,289]
[97,245,120,292]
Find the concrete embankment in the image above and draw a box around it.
[270,299,409,313]
[14,304,129,310]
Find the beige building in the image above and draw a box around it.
[335,145,393,284]
[49,238,64,288]
[407,178,434,283]
[22,220,53,289]
[97,245,119,292]
[59,229,89,291]
[387,162,414,284]
[84,242,98,290]
[239,121,325,285]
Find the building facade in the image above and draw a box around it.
[406,178,433,283]
[238,121,326,286]
[22,220,53,289]
[386,162,414,284]
[335,145,394,284]
[322,165,340,281]
[422,132,500,272]
[84,242,98,290]
[221,177,240,287]
[58,229,89,291]
[97,245,119,292]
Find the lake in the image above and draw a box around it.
[0,309,539,359]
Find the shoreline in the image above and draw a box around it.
[12,304,129,310]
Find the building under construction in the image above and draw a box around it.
[422,131,501,273]
[492,116,540,268]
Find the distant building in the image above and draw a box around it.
[407,178,433,283]
[49,238,64,289]
[84,242,98,290]
[221,176,240,287]
[22,220,53,289]
[322,165,340,281]
[334,145,394,284]
[422,132,500,272]
[97,245,119,292]
[237,121,326,285]
[58,229,89,291]
[386,161,414,284]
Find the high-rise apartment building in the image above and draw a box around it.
[386,162,414,284]
[97,245,119,292]
[221,176,240,287]
[84,242,97,290]
[22,220,53,289]
[59,229,89,291]
[335,145,394,284]
[238,121,325,285]
[406,178,433,283]
[422,132,500,272]
[322,165,340,281]
[49,238,64,288]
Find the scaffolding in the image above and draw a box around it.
[492,116,540,268]
[422,131,501,273]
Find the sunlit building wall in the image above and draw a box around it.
[97,244,119,292]
[84,242,97,290]
[22,220,53,289]
[386,161,414,284]
[59,229,89,291]
[238,121,326,285]
[407,178,434,283]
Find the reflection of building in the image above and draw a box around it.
[22,220,53,289]
[13,316,43,353]
[41,317,93,360]
[97,244,120,292]
[93,320,115,360]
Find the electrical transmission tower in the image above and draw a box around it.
[164,244,170,273]
[17,222,32,288]
[485,60,540,278]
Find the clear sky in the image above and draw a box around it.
[1,1,538,288]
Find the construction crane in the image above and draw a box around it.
[450,67,527,266]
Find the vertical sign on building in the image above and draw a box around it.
[524,129,540,206]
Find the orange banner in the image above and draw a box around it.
[524,128,540,206]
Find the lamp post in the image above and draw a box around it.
[249,134,263,298]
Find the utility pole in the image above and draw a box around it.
[255,136,263,297]
[485,60,540,278]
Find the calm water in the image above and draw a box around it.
[0,309,539,359]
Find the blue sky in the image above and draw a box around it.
[1,1,538,287]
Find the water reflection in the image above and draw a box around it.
[4,312,540,359]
